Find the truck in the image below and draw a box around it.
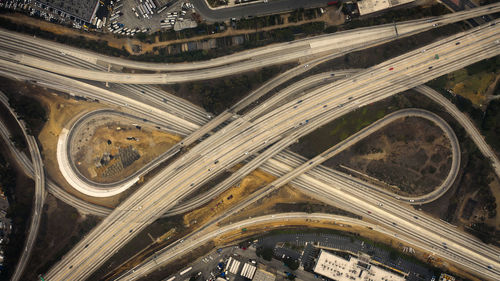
[180,267,192,275]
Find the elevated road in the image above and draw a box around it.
[0,116,111,216]
[0,92,46,281]
[42,21,500,281]
[116,213,383,280]
[0,3,498,82]
[415,85,500,179]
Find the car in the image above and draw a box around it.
[389,67,394,71]
[455,42,460,45]
[410,199,415,202]
[378,203,383,207]
[367,211,371,214]
[413,216,418,219]
[428,66,433,70]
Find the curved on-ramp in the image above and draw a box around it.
[57,111,141,197]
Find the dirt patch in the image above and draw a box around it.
[34,89,129,207]
[0,13,135,53]
[183,168,276,228]
[222,184,361,226]
[73,118,180,183]
[327,117,452,196]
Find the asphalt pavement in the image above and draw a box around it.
[191,0,330,22]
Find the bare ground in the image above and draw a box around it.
[34,90,126,207]
[327,117,452,196]
[73,120,180,183]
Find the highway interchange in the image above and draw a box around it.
[0,3,499,281]
[41,18,500,281]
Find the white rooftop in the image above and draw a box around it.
[313,250,406,281]
[241,263,256,279]
[227,257,241,275]
[357,0,414,15]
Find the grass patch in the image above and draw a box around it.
[428,56,500,106]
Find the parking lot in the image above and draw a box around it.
[107,0,197,36]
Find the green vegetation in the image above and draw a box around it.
[207,0,227,8]
[343,4,450,30]
[483,99,500,153]
[236,14,285,29]
[9,134,27,150]
[0,152,31,281]
[181,66,285,114]
[292,103,388,158]
[256,246,274,261]
[427,56,500,106]
[283,256,299,270]
[3,88,46,135]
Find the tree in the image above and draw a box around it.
[283,257,299,270]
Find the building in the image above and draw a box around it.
[253,269,275,281]
[227,257,241,274]
[439,273,455,281]
[357,0,415,16]
[34,0,99,24]
[241,262,257,279]
[313,250,406,281]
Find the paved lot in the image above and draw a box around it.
[110,0,194,34]
[257,233,435,281]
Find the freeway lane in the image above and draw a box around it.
[116,213,385,281]
[43,21,500,281]
[0,113,111,217]
[415,85,500,179]
[113,109,460,278]
[1,61,495,278]
[1,3,498,80]
[0,92,46,281]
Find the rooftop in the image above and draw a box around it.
[357,0,414,15]
[313,250,406,281]
[253,269,276,281]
